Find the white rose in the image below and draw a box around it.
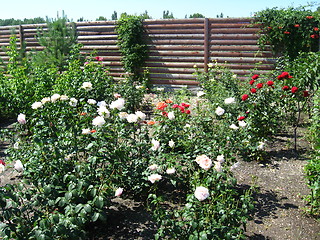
[215,106,225,116]
[51,94,61,102]
[82,128,91,135]
[194,186,210,201]
[118,112,128,119]
[97,101,107,107]
[167,111,175,120]
[60,95,69,101]
[224,97,236,104]
[168,140,175,148]
[195,155,212,170]
[135,111,146,120]
[126,114,138,123]
[166,168,176,174]
[14,160,24,172]
[197,91,205,97]
[239,121,247,127]
[69,98,78,107]
[92,116,106,127]
[148,164,158,171]
[0,164,5,174]
[148,174,162,183]
[41,97,51,104]
[151,139,160,151]
[87,99,97,105]
[97,106,110,118]
[31,102,43,109]
[216,155,225,163]
[110,98,125,110]
[81,81,93,91]
[17,113,26,124]
[214,161,222,172]
[229,124,239,130]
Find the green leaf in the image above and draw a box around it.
[92,212,100,222]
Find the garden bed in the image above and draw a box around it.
[1,122,319,240]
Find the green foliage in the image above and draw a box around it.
[305,90,320,217]
[0,17,46,26]
[254,6,320,60]
[33,15,78,71]
[116,15,148,80]
[163,10,174,19]
[189,13,206,18]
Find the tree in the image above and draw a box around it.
[111,11,118,20]
[140,10,152,19]
[189,13,205,18]
[163,10,174,19]
[96,16,107,21]
[216,12,224,18]
[34,14,78,71]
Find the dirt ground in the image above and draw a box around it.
[1,122,319,240]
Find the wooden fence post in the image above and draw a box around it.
[204,18,209,73]
[18,25,25,57]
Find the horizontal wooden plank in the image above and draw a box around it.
[149,45,204,51]
[145,23,204,29]
[148,67,196,74]
[149,51,204,57]
[146,29,204,34]
[210,51,273,58]
[150,79,199,85]
[145,62,204,68]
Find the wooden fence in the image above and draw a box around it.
[0,18,275,85]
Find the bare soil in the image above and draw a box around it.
[1,122,319,240]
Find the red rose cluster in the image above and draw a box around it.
[277,72,309,97]
[156,100,191,116]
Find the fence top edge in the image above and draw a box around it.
[0,17,255,29]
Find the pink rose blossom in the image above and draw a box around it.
[194,186,210,201]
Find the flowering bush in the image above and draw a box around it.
[255,6,320,60]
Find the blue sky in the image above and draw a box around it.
[1,0,319,21]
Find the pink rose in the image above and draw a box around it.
[195,155,212,170]
[114,187,123,197]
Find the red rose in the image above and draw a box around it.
[306,16,314,19]
[256,83,263,89]
[185,110,191,114]
[90,129,97,133]
[249,80,255,85]
[162,111,168,117]
[294,24,300,27]
[95,56,103,61]
[284,31,291,34]
[178,105,185,113]
[172,104,179,108]
[311,34,319,39]
[241,94,249,101]
[303,91,310,97]
[314,27,319,31]
[267,81,274,86]
[0,159,5,166]
[250,88,257,93]
[277,71,293,80]
[252,74,259,80]
[181,103,190,108]
[238,116,246,121]
[282,86,290,91]
[291,86,298,93]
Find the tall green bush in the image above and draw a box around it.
[116,15,148,80]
